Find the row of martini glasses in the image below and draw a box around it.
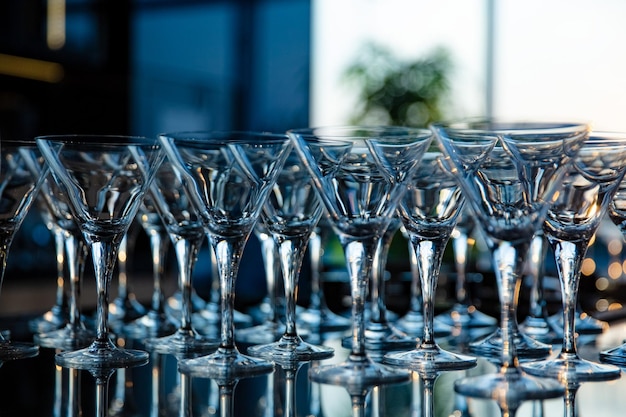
[3,122,626,415]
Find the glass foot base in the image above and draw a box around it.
[236,321,283,345]
[55,339,148,370]
[35,325,95,351]
[342,322,416,352]
[308,354,410,389]
[297,307,352,333]
[549,311,607,335]
[191,307,253,333]
[247,335,334,362]
[108,296,147,326]
[521,354,621,382]
[28,307,68,334]
[454,367,564,411]
[165,291,206,315]
[519,315,562,345]
[145,329,219,355]
[122,312,178,339]
[395,310,453,339]
[383,344,477,373]
[600,343,626,366]
[0,341,39,362]
[178,346,274,380]
[394,310,425,338]
[435,304,497,329]
[469,326,551,361]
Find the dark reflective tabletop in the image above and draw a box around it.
[1,312,626,417]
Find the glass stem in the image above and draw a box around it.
[68,368,81,417]
[284,367,298,417]
[52,228,67,314]
[492,239,529,370]
[407,239,424,315]
[264,373,276,417]
[111,368,129,415]
[149,229,170,313]
[527,233,549,319]
[219,382,236,417]
[0,231,15,283]
[500,405,517,417]
[179,369,193,417]
[91,238,123,344]
[209,245,221,307]
[52,352,63,417]
[212,236,248,350]
[451,228,470,306]
[343,237,378,357]
[421,374,437,417]
[94,372,113,417]
[278,234,308,338]
[563,385,579,417]
[308,229,323,312]
[530,400,544,417]
[117,235,129,301]
[548,238,587,355]
[350,391,369,417]
[149,351,160,417]
[259,233,279,323]
[411,233,450,348]
[172,234,204,333]
[65,233,88,329]
[371,224,397,324]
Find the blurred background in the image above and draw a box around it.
[2,0,626,322]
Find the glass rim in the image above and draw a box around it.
[158,130,289,144]
[1,137,38,146]
[35,134,158,146]
[430,118,591,136]
[587,131,626,141]
[287,125,433,139]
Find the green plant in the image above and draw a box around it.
[343,43,452,127]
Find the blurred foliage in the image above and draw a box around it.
[343,43,452,127]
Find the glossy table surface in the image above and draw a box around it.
[2,310,626,417]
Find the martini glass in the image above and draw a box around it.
[36,134,164,369]
[432,120,589,407]
[247,147,335,362]
[22,142,94,351]
[163,131,292,379]
[289,126,432,386]
[144,159,219,355]
[0,138,48,361]
[455,130,555,361]
[521,132,626,380]
[383,147,476,373]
